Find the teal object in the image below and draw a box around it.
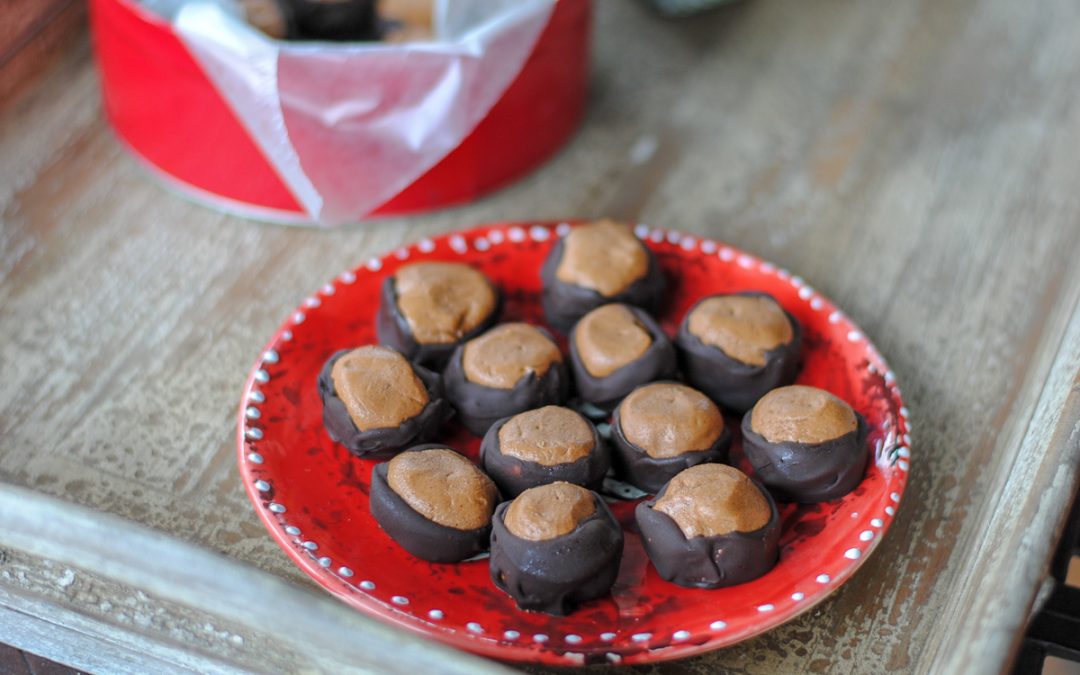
[647,0,741,16]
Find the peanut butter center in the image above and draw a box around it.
[573,304,653,378]
[750,385,858,445]
[497,406,594,466]
[393,262,496,345]
[386,448,498,531]
[461,323,562,390]
[241,0,289,38]
[555,220,649,297]
[504,482,596,541]
[331,346,428,431]
[619,383,724,458]
[380,0,434,42]
[653,464,771,538]
[687,295,793,367]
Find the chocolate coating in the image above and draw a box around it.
[442,325,569,436]
[741,396,869,503]
[377,265,501,370]
[569,304,678,410]
[370,445,496,563]
[610,382,732,493]
[677,292,802,413]
[290,0,380,41]
[540,225,665,334]
[490,489,623,615]
[635,470,780,589]
[480,408,610,497]
[317,349,453,458]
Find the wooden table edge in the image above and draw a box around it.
[0,482,513,674]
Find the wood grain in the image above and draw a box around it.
[0,484,510,674]
[0,0,83,108]
[0,0,72,59]
[2,0,1080,673]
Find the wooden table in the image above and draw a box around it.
[2,0,1080,673]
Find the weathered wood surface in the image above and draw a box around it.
[0,484,510,674]
[0,0,84,104]
[2,0,1080,673]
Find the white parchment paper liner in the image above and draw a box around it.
[139,0,555,225]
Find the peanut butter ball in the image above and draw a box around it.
[636,464,780,589]
[569,303,678,410]
[370,445,499,563]
[610,382,732,493]
[490,483,623,615]
[377,261,500,369]
[677,292,801,412]
[317,346,451,457]
[540,220,665,333]
[741,385,868,502]
[443,323,569,436]
[504,481,596,541]
[479,406,609,497]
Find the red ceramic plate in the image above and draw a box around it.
[237,222,910,666]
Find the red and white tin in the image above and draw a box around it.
[90,0,590,224]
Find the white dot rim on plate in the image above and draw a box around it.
[236,222,911,665]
